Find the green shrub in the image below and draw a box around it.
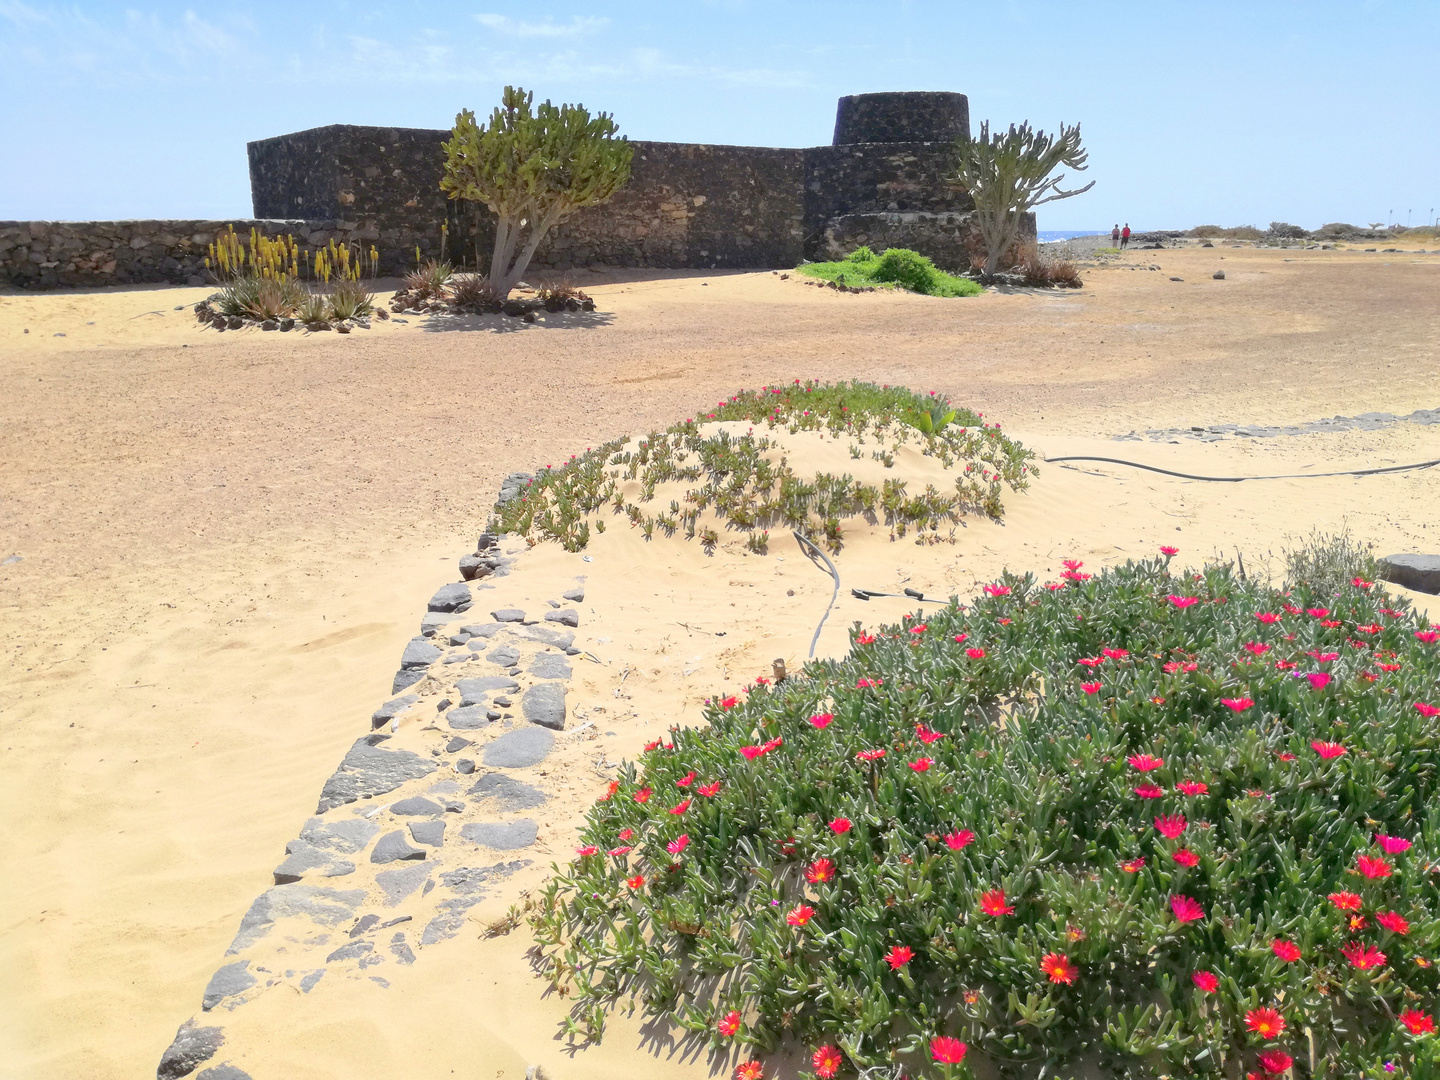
[535,552,1440,1078]
[797,249,982,298]
[871,248,940,292]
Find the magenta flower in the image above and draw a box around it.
[1170,895,1205,923]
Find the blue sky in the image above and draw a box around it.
[1,1,1435,231]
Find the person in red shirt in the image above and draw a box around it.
[1121,223,1131,248]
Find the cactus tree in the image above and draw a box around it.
[952,120,1094,278]
[440,86,633,298]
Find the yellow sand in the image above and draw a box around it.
[1,244,1437,1078]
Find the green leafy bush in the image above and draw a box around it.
[797,249,982,298]
[492,382,1033,551]
[871,248,942,293]
[535,552,1440,1079]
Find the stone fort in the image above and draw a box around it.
[1,91,1031,288]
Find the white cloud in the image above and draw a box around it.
[474,13,608,38]
[0,1,49,26]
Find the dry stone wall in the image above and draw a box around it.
[0,218,378,290]
[4,91,1028,289]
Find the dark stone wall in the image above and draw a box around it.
[8,93,1045,289]
[528,142,804,271]
[802,143,973,259]
[0,218,376,289]
[833,92,969,147]
[249,125,458,275]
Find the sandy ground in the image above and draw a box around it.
[1,243,1438,1079]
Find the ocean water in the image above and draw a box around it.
[1037,229,1105,242]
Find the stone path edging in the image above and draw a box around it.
[156,478,584,1079]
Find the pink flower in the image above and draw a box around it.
[1376,911,1411,934]
[1191,970,1219,992]
[676,771,696,787]
[1307,607,1330,618]
[1221,697,1254,711]
[908,623,927,635]
[1311,740,1347,758]
[786,903,815,927]
[909,757,935,772]
[575,845,598,856]
[1173,848,1200,867]
[1160,545,1179,556]
[953,632,968,643]
[667,834,690,855]
[717,1010,741,1037]
[979,889,1014,916]
[720,696,739,710]
[945,830,975,850]
[805,858,836,884]
[855,632,876,645]
[1176,780,1209,796]
[1414,702,1440,719]
[670,798,692,815]
[1257,1050,1294,1075]
[634,787,652,804]
[1376,834,1413,854]
[1120,857,1145,872]
[1417,631,1440,644]
[856,677,883,688]
[1357,853,1394,879]
[1155,814,1187,838]
[1063,559,1084,570]
[930,1036,968,1065]
[1078,656,1105,668]
[1328,891,1363,911]
[966,647,987,660]
[607,845,632,856]
[1400,1010,1436,1035]
[829,817,852,834]
[739,745,766,760]
[1170,895,1205,923]
[809,712,835,729]
[1244,642,1271,655]
[1255,612,1281,624]
[1272,939,1301,962]
[1306,672,1333,690]
[983,584,1011,597]
[915,724,946,744]
[885,945,915,970]
[698,781,722,797]
[1103,647,1129,659]
[1169,595,1199,608]
[856,748,886,761]
[1134,782,1165,799]
[1081,681,1102,695]
[1342,941,1386,969]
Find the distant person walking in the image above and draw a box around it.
[1111,224,1120,247]
[1121,223,1131,249]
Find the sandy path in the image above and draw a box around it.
[1,244,1438,1078]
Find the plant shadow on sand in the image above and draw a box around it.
[417,309,616,333]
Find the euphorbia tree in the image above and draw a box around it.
[440,86,633,298]
[951,120,1094,277]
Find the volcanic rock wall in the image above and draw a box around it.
[2,92,1038,289]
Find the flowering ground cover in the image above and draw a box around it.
[491,381,1032,552]
[533,550,1440,1079]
